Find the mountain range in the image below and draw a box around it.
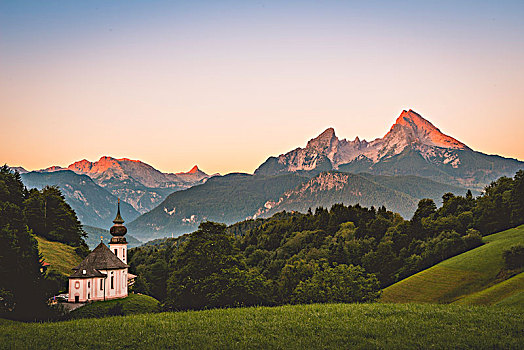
[16,157,211,230]
[10,109,524,241]
[127,110,522,239]
[255,110,523,190]
[42,157,210,214]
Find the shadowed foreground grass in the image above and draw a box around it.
[1,303,521,349]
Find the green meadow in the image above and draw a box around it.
[1,303,522,349]
[35,236,83,276]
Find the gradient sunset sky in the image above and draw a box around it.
[1,0,523,174]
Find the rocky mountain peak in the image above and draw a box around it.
[306,127,339,153]
[255,109,480,176]
[312,127,336,142]
[391,110,441,135]
[68,159,95,173]
[386,109,468,150]
[188,165,200,174]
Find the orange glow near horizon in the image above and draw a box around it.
[1,1,524,175]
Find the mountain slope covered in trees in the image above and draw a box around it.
[129,171,467,240]
[254,172,468,219]
[127,173,309,240]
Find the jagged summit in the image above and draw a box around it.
[316,127,336,139]
[255,109,523,187]
[188,165,200,174]
[387,110,468,150]
[306,127,338,154]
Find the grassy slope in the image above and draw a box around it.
[1,303,521,349]
[35,236,83,276]
[381,225,524,305]
[455,272,524,307]
[69,294,159,319]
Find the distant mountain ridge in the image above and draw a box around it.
[13,157,212,231]
[20,170,141,228]
[39,156,211,213]
[255,110,523,189]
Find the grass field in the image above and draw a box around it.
[35,236,83,276]
[381,225,524,305]
[68,293,160,319]
[0,303,521,349]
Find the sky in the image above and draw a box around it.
[1,0,523,175]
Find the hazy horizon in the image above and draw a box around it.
[2,1,524,174]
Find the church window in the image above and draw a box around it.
[88,281,90,288]
[75,281,80,289]
[100,279,104,290]
[114,249,118,256]
[111,276,114,289]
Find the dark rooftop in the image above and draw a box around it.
[69,242,128,279]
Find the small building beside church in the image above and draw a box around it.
[68,200,134,303]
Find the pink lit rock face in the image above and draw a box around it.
[256,109,523,189]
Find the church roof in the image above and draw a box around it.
[69,242,128,279]
[69,266,106,279]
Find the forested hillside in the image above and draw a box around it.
[128,173,308,240]
[129,170,524,310]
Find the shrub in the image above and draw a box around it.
[291,263,381,304]
[503,245,524,270]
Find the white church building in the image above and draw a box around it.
[68,200,135,303]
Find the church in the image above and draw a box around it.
[68,200,135,303]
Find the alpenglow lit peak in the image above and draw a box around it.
[255,109,479,177]
[388,110,468,150]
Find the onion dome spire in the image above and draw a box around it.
[113,198,125,224]
[110,198,127,239]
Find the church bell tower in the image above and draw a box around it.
[109,199,128,264]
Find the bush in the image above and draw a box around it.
[503,245,524,270]
[463,229,483,249]
[291,263,381,304]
